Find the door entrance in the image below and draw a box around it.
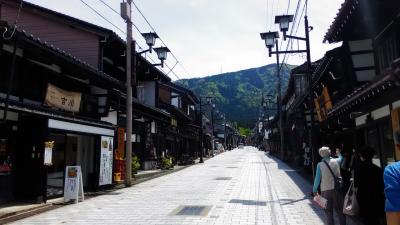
[46,133,95,198]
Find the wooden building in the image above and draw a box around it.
[0,0,201,204]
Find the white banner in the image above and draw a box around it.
[99,136,113,186]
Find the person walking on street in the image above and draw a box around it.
[313,146,346,225]
[384,161,400,225]
[353,147,385,225]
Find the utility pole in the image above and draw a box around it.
[223,115,227,150]
[304,15,315,180]
[122,0,133,187]
[211,104,215,155]
[198,98,204,163]
[275,40,285,160]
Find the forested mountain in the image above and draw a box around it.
[176,64,294,127]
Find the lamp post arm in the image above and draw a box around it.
[152,63,164,68]
[138,48,151,55]
[270,50,307,55]
[284,34,307,41]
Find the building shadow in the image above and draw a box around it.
[263,154,326,221]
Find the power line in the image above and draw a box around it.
[97,0,143,36]
[100,0,188,79]
[131,1,192,79]
[286,0,291,14]
[79,0,126,35]
[2,0,24,40]
[279,0,303,71]
[270,0,276,30]
[92,0,181,79]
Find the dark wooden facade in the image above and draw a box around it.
[0,1,201,205]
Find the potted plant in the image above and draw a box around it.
[131,155,140,175]
[160,156,173,170]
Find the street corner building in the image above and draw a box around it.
[261,0,400,172]
[0,0,207,205]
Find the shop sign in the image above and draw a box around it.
[314,86,333,122]
[151,121,156,134]
[116,128,125,160]
[99,136,113,186]
[171,118,177,127]
[64,166,84,203]
[391,108,400,160]
[45,84,82,112]
[44,141,54,166]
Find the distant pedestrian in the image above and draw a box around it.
[384,161,400,225]
[353,147,385,225]
[313,146,346,225]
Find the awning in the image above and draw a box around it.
[0,97,114,130]
[328,74,395,116]
[49,119,114,136]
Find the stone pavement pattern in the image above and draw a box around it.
[11,147,353,225]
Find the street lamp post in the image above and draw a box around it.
[211,103,215,154]
[260,14,315,179]
[121,0,133,187]
[198,98,204,163]
[223,114,227,150]
[198,96,214,163]
[121,0,169,186]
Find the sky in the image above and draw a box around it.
[25,0,344,80]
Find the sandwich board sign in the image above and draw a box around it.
[64,166,84,203]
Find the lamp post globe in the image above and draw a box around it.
[274,15,294,40]
[260,31,279,50]
[154,47,170,67]
[141,32,159,53]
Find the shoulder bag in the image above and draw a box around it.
[322,160,344,192]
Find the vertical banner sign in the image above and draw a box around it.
[391,108,400,160]
[99,136,113,186]
[44,141,54,166]
[64,166,84,203]
[314,87,333,122]
[116,128,125,160]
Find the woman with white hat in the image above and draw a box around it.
[313,146,346,225]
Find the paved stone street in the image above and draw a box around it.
[11,147,333,225]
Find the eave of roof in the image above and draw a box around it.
[328,57,400,117]
[3,0,173,83]
[8,27,125,90]
[0,97,114,128]
[132,98,171,120]
[323,0,359,43]
[312,57,334,88]
[166,82,199,103]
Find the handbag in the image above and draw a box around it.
[322,160,344,192]
[343,181,359,216]
[313,195,328,209]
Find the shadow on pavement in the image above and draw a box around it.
[263,152,361,225]
[263,153,326,221]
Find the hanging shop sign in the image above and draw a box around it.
[44,141,54,166]
[64,166,84,203]
[99,136,113,186]
[391,108,400,160]
[45,83,82,112]
[314,86,333,122]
